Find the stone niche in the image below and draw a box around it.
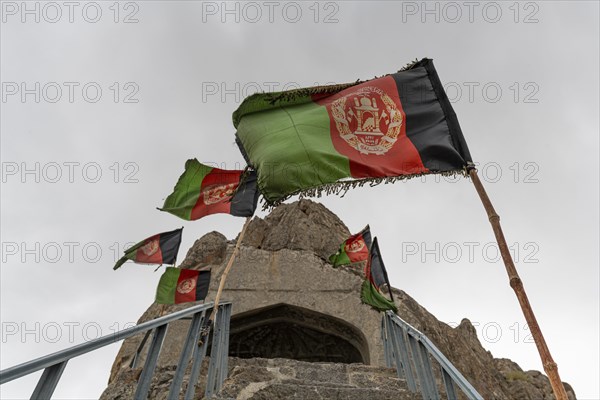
[226,303,370,364]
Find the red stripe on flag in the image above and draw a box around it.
[364,259,378,290]
[316,76,427,178]
[345,233,369,263]
[174,269,199,304]
[135,234,164,264]
[190,168,241,220]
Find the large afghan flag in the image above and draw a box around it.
[329,225,372,267]
[159,159,259,220]
[113,228,183,270]
[361,237,397,312]
[155,267,211,304]
[234,58,472,205]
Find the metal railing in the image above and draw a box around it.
[0,301,232,400]
[382,311,483,400]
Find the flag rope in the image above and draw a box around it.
[469,167,568,400]
[209,217,252,323]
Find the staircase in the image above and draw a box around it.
[212,357,420,400]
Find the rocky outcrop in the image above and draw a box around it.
[178,231,229,270]
[242,199,351,260]
[493,358,576,400]
[101,200,576,400]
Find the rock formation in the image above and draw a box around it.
[101,200,576,399]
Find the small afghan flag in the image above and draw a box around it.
[234,58,472,205]
[155,267,211,304]
[361,237,397,312]
[159,159,259,221]
[113,228,183,270]
[329,225,372,267]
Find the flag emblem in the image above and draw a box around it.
[203,182,237,205]
[329,85,403,155]
[140,239,159,256]
[345,239,366,253]
[177,278,196,294]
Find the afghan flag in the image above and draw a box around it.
[361,237,397,312]
[329,225,372,267]
[234,58,472,205]
[155,267,211,304]
[159,159,259,221]
[113,228,183,270]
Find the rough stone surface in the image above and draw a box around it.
[101,200,576,400]
[242,199,351,260]
[101,357,420,400]
[179,231,228,270]
[214,357,420,400]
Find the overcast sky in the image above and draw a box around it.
[1,1,598,399]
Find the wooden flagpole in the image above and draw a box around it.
[208,217,252,323]
[469,168,568,400]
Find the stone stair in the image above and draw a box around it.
[210,357,421,400]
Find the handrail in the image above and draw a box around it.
[0,301,233,399]
[383,311,484,400]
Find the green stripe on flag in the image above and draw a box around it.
[360,280,397,312]
[232,83,358,128]
[329,245,350,267]
[156,267,180,304]
[113,246,139,270]
[160,159,213,220]
[237,101,351,202]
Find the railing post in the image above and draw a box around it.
[381,317,390,367]
[418,340,440,400]
[385,316,404,378]
[218,304,231,388]
[395,323,417,392]
[184,310,213,400]
[29,361,68,400]
[407,333,430,399]
[205,304,228,398]
[167,311,205,400]
[130,330,152,369]
[441,367,458,400]
[134,324,168,400]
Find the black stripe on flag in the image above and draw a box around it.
[195,270,211,301]
[230,170,259,217]
[362,225,373,250]
[391,58,472,172]
[370,237,393,291]
[159,228,183,265]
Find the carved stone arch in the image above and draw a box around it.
[227,303,370,364]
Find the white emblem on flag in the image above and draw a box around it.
[345,239,365,253]
[141,239,159,256]
[331,86,403,155]
[203,182,238,205]
[177,278,196,294]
